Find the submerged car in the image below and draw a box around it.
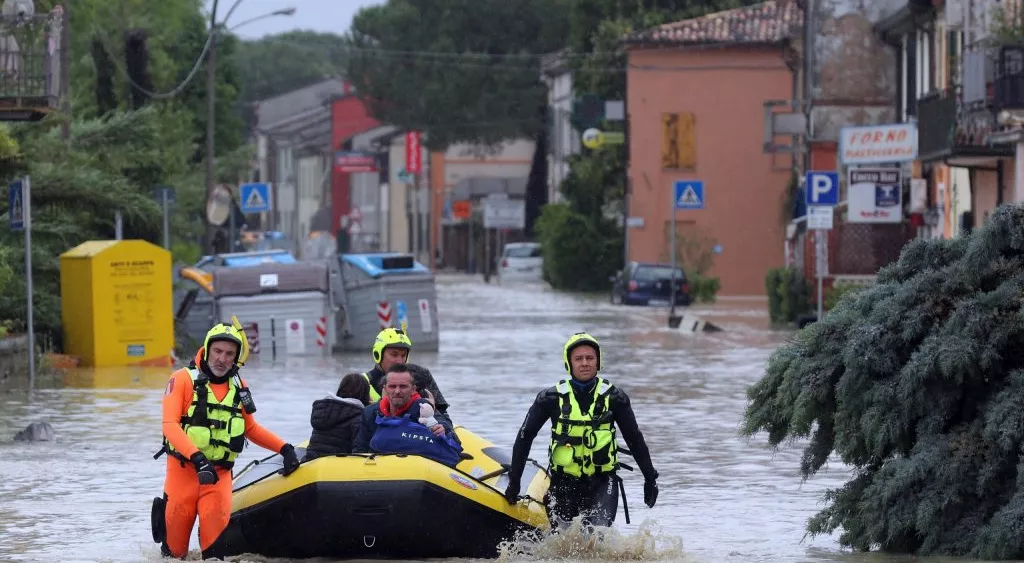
[610,261,691,306]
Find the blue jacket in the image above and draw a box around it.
[352,399,463,466]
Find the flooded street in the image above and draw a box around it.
[0,275,998,563]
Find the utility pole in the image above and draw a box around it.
[59,3,70,140]
[804,0,823,320]
[204,0,220,253]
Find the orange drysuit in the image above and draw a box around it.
[160,356,286,558]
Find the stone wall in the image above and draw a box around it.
[0,335,29,388]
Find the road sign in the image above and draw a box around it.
[483,197,525,229]
[396,300,409,334]
[9,179,24,231]
[406,131,422,174]
[153,186,176,204]
[807,205,833,230]
[240,182,272,213]
[582,128,604,149]
[673,180,704,210]
[805,171,839,206]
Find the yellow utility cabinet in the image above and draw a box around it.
[59,240,174,367]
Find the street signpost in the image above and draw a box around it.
[668,180,704,327]
[805,171,839,321]
[10,177,33,388]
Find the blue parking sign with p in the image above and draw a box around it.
[805,171,839,206]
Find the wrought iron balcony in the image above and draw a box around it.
[0,8,64,121]
[916,86,1012,164]
[994,44,1024,110]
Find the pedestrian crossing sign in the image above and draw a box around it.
[673,180,704,210]
[9,179,24,231]
[239,182,272,213]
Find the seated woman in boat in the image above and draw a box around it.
[302,373,372,462]
[353,364,464,467]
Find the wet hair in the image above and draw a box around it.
[336,373,371,406]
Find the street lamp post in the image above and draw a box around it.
[204,1,296,253]
[204,0,220,253]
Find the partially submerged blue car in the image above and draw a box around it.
[610,261,692,306]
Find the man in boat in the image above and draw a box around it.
[352,364,463,467]
[153,321,301,559]
[502,332,659,529]
[362,327,453,428]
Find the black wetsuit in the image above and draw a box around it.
[506,378,658,528]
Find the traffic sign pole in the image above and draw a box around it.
[22,177,34,390]
[804,171,838,322]
[816,235,824,321]
[162,188,170,249]
[669,182,677,321]
[229,186,236,253]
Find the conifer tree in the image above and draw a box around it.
[741,204,1024,558]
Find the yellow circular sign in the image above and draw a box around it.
[581,128,604,149]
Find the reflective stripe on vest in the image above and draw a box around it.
[167,368,247,467]
[548,378,617,477]
[363,372,382,402]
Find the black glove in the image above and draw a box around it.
[503,482,520,504]
[280,443,300,476]
[190,452,218,485]
[644,479,658,508]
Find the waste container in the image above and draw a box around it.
[213,261,333,359]
[59,240,174,367]
[331,253,440,353]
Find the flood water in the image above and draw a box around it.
[0,275,1007,563]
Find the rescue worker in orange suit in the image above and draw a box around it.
[153,322,300,559]
[503,332,659,530]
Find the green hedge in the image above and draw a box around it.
[766,266,811,324]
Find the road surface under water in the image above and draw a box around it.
[0,275,1010,563]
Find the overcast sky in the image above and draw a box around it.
[203,0,386,39]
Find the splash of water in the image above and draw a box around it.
[497,517,693,562]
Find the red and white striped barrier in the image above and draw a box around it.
[242,323,260,355]
[377,301,392,329]
[315,316,328,348]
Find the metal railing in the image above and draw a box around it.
[0,10,63,119]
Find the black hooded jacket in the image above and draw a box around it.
[302,395,366,461]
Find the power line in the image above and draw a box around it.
[90,23,218,100]
[90,22,790,107]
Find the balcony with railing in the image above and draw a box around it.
[0,8,63,122]
[995,44,1024,110]
[917,44,1014,165]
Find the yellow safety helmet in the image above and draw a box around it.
[372,327,412,364]
[563,332,602,374]
[203,316,250,367]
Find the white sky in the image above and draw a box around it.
[202,0,386,39]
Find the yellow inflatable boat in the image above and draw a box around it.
[203,426,551,559]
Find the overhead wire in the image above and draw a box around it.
[90,21,788,105]
[90,22,219,100]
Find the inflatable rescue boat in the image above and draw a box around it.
[203,426,551,559]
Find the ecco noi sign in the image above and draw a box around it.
[839,123,917,165]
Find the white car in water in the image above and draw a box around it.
[497,242,543,284]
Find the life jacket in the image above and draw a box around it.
[548,378,617,478]
[362,372,382,402]
[165,367,247,469]
[369,403,463,467]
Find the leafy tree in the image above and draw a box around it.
[342,0,571,149]
[740,204,1024,558]
[536,203,620,291]
[0,107,204,346]
[232,31,349,131]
